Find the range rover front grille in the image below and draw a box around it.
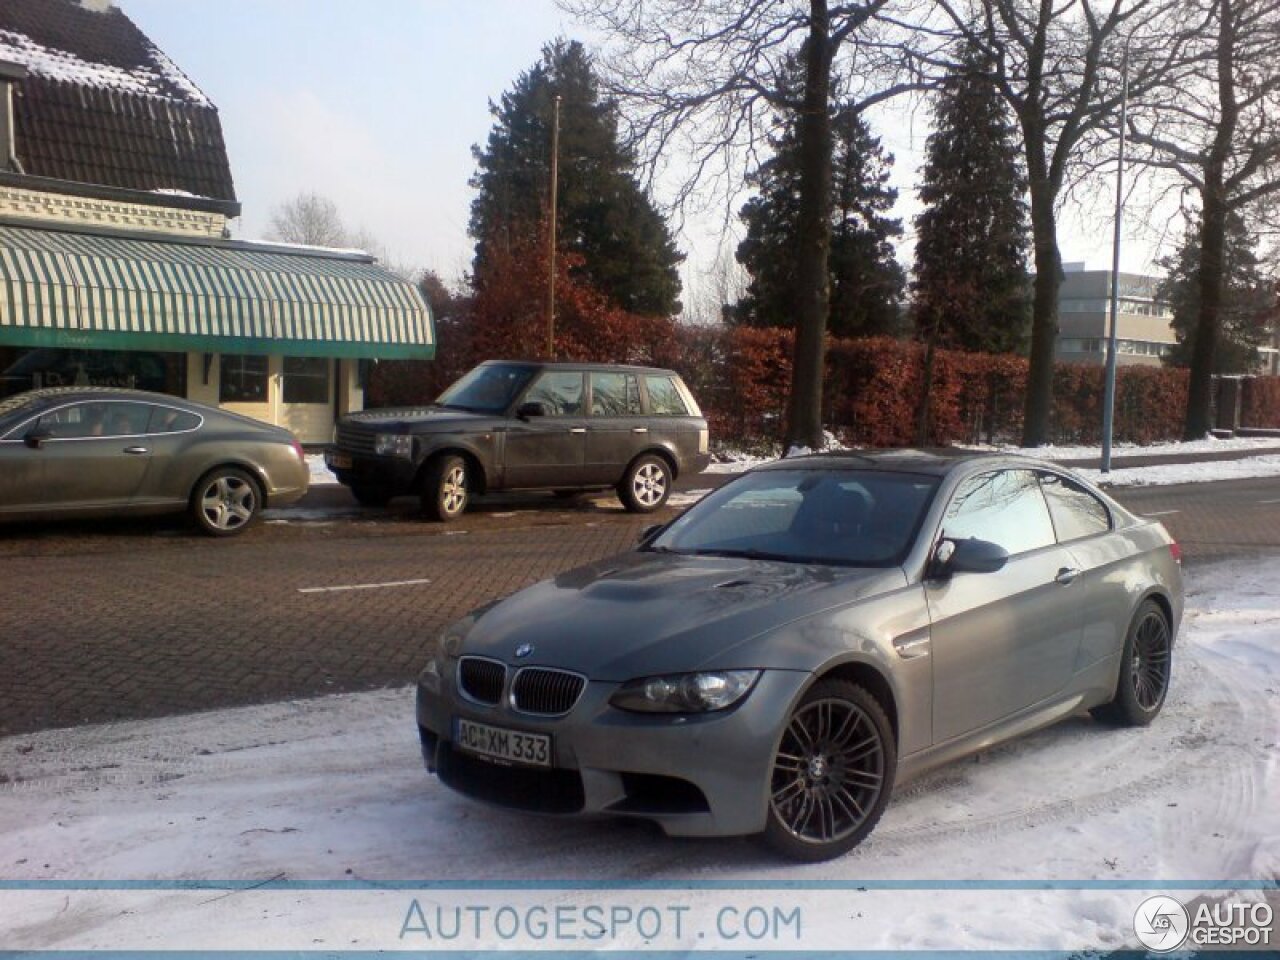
[458,657,506,705]
[511,667,587,716]
[335,423,377,455]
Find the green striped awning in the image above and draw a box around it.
[0,222,434,359]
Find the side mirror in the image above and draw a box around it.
[637,522,664,545]
[516,401,548,420]
[24,429,52,449]
[931,537,1009,579]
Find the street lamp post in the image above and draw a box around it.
[1101,43,1129,474]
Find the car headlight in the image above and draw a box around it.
[609,670,760,714]
[419,620,470,691]
[375,433,413,458]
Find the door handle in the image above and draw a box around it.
[1054,567,1080,585]
[568,427,586,434]
[631,427,649,434]
[123,446,150,455]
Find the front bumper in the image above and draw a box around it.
[416,666,810,837]
[325,448,418,495]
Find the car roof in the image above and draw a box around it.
[756,448,1066,477]
[477,359,680,376]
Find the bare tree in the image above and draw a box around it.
[561,0,920,449]
[266,192,349,248]
[930,0,1176,446]
[1124,0,1280,436]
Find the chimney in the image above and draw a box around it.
[0,60,28,173]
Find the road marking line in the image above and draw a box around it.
[298,578,432,595]
[1259,498,1280,505]
[1143,510,1181,517]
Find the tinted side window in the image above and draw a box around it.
[523,371,585,416]
[148,406,201,434]
[645,375,688,415]
[590,372,641,416]
[943,469,1056,556]
[36,401,151,439]
[1039,472,1110,541]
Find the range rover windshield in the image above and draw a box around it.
[435,364,536,414]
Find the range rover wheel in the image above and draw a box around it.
[191,467,260,537]
[421,455,468,522]
[350,484,392,507]
[1090,599,1171,726]
[763,680,896,862]
[617,454,672,513]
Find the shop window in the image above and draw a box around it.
[220,355,270,403]
[1,348,186,399]
[283,357,331,404]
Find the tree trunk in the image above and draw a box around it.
[784,1,834,452]
[1022,180,1062,447]
[1184,0,1238,440]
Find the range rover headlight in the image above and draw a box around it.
[610,670,760,714]
[375,433,414,458]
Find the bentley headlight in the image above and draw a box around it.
[610,670,760,714]
[375,433,413,458]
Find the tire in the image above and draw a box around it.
[350,484,392,507]
[763,679,896,862]
[191,466,261,537]
[617,454,672,513]
[421,454,468,522]
[1090,599,1172,727]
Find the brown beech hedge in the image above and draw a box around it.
[369,322,1279,449]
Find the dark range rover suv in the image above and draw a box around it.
[326,361,711,520]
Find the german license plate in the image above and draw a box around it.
[454,717,551,768]
[327,451,352,470]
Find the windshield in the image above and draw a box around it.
[649,468,940,568]
[435,363,536,413]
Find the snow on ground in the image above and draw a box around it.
[1080,454,1280,487]
[1,555,1277,951]
[963,433,1280,461]
[305,453,339,486]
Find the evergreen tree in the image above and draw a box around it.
[735,104,904,338]
[912,43,1030,355]
[1158,212,1275,374]
[469,39,683,317]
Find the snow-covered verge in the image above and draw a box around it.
[963,433,1280,461]
[1,555,1276,952]
[1080,454,1280,487]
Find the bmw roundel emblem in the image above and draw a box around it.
[514,643,534,659]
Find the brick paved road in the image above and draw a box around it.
[0,478,1276,736]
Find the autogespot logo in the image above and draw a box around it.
[1134,895,1191,952]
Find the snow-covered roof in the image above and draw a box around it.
[0,0,236,203]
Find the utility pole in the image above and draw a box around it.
[1101,42,1129,474]
[546,94,561,360]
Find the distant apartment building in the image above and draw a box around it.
[1053,264,1176,368]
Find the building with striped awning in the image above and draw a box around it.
[0,0,434,443]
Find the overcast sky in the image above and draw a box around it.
[121,0,1181,311]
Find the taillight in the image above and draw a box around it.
[1169,541,1182,565]
[292,440,306,462]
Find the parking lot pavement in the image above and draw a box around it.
[0,476,1277,737]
